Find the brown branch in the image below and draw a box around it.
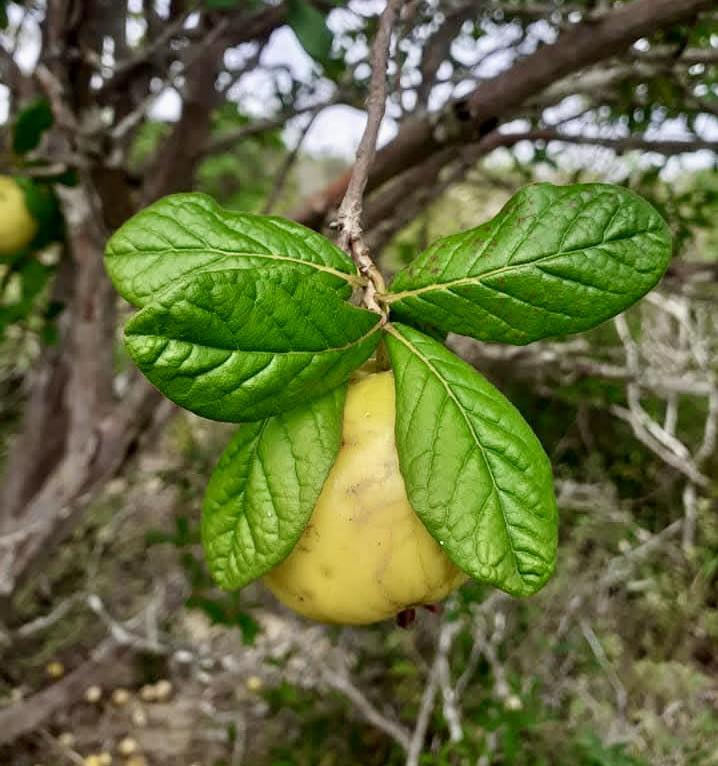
[142,30,226,203]
[0,640,132,746]
[523,129,718,154]
[416,4,473,107]
[203,99,335,158]
[0,576,185,746]
[97,3,199,98]
[0,378,169,600]
[293,0,715,230]
[335,0,402,314]
[633,46,718,66]
[366,123,717,257]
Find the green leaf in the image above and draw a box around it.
[125,268,381,422]
[287,0,334,66]
[202,387,345,589]
[387,183,672,345]
[385,323,558,597]
[13,99,54,155]
[105,192,358,307]
[15,178,64,248]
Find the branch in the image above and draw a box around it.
[202,100,333,158]
[0,378,169,599]
[365,123,718,256]
[335,0,402,314]
[293,0,715,229]
[633,46,718,66]
[436,619,464,744]
[612,314,709,487]
[520,128,718,155]
[0,640,131,747]
[262,108,321,215]
[405,662,439,766]
[579,619,628,719]
[321,666,411,751]
[97,3,199,98]
[0,576,185,745]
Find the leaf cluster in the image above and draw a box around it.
[104,182,672,601]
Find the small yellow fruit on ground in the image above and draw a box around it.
[111,687,130,706]
[84,685,102,703]
[45,660,64,678]
[117,737,138,756]
[153,678,173,701]
[139,683,157,702]
[264,371,467,624]
[0,175,37,255]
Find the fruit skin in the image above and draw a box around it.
[263,371,467,624]
[0,175,37,256]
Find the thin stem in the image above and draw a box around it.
[335,0,402,316]
[262,108,321,215]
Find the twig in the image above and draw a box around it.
[14,594,85,639]
[436,619,464,743]
[35,63,80,133]
[459,607,510,704]
[322,666,411,751]
[612,315,708,486]
[203,100,328,157]
[579,619,627,720]
[406,662,439,766]
[335,0,402,315]
[262,108,322,215]
[38,728,86,765]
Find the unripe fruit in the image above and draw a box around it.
[0,175,37,256]
[264,371,466,624]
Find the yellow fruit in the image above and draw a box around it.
[111,687,130,706]
[84,685,102,703]
[117,737,138,756]
[45,660,64,678]
[0,176,37,255]
[264,371,467,624]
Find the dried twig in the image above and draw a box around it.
[406,661,439,766]
[579,619,628,720]
[322,665,411,751]
[436,619,464,743]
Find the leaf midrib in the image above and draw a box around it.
[128,319,384,357]
[386,323,522,582]
[383,226,663,303]
[108,244,363,287]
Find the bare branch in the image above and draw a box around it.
[579,619,628,720]
[203,99,334,158]
[519,128,718,155]
[322,666,411,751]
[406,660,439,766]
[295,0,715,229]
[262,108,321,215]
[436,619,464,744]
